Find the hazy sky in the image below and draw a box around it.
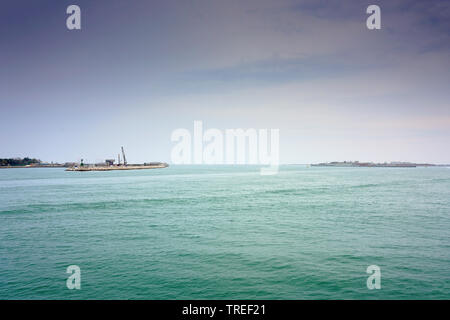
[1,0,449,164]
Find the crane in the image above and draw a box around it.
[121,146,127,166]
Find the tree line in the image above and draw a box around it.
[0,158,41,166]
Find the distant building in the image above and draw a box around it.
[105,159,115,166]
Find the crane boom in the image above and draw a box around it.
[121,146,127,166]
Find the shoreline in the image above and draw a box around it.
[65,163,169,171]
[0,165,66,169]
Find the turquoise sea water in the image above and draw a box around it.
[0,165,449,299]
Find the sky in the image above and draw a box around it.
[1,0,449,164]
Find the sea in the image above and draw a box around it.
[0,165,449,299]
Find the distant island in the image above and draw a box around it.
[1,157,40,167]
[311,161,438,168]
[0,157,73,168]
